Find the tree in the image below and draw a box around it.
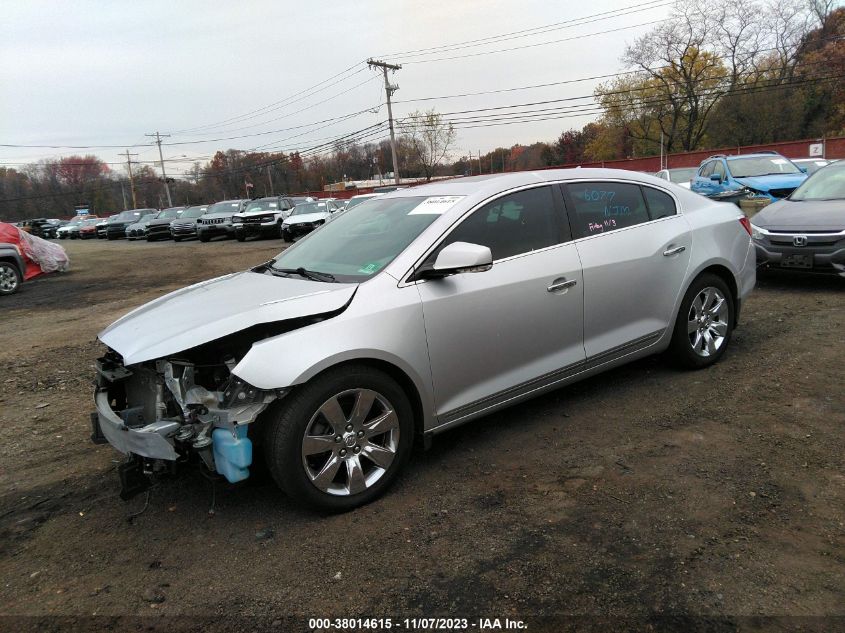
[399,109,456,181]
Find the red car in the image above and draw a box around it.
[78,218,101,239]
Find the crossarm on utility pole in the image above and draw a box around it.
[368,59,402,186]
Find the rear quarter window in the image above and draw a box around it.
[642,187,677,219]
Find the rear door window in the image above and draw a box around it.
[563,182,650,238]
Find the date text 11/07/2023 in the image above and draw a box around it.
[307,617,527,630]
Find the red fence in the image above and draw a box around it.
[554,135,845,172]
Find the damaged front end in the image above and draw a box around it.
[92,347,285,499]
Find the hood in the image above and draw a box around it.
[99,271,357,365]
[237,209,279,217]
[147,217,177,227]
[284,212,329,225]
[733,173,806,192]
[201,211,234,220]
[752,198,845,231]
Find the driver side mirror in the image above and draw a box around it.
[417,242,493,280]
[710,174,722,182]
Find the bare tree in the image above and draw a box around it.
[399,109,456,181]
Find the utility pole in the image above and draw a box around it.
[122,150,138,209]
[145,131,172,207]
[368,58,402,185]
[267,165,274,196]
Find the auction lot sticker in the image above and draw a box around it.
[408,196,465,215]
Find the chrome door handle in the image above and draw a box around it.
[547,278,577,292]
[663,246,686,256]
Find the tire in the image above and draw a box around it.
[173,236,182,243]
[281,230,292,243]
[0,261,22,295]
[236,233,246,242]
[106,234,116,241]
[668,273,734,369]
[199,233,210,243]
[146,236,155,242]
[264,365,414,512]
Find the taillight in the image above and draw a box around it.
[739,217,752,236]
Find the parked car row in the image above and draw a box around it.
[41,194,377,246]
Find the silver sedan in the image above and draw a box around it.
[93,169,756,511]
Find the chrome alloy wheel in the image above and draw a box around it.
[301,388,400,496]
[687,286,729,357]
[0,264,19,293]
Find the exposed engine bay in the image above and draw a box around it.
[92,342,286,499]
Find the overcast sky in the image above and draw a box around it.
[0,0,671,177]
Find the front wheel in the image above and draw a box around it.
[668,273,734,369]
[235,233,246,242]
[263,365,414,512]
[0,261,22,295]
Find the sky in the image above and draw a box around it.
[0,0,673,179]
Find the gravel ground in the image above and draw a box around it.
[0,239,843,631]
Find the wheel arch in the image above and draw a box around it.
[295,357,427,445]
[694,263,740,326]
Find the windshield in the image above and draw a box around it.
[270,196,436,282]
[181,206,208,219]
[729,156,801,178]
[82,219,100,226]
[206,201,242,214]
[244,199,279,213]
[156,207,183,219]
[290,202,327,216]
[111,210,143,222]
[345,196,377,210]
[668,168,697,183]
[790,165,845,201]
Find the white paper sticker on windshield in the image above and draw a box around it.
[771,158,787,164]
[408,195,465,215]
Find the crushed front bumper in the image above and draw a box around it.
[93,390,180,460]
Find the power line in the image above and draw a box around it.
[376,0,671,60]
[170,61,369,134]
[396,19,667,65]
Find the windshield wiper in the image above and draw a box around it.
[271,267,336,282]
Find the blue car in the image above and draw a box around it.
[690,152,808,201]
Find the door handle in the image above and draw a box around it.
[663,246,686,256]
[547,278,577,293]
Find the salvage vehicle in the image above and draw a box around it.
[751,160,845,276]
[145,207,186,242]
[91,169,755,510]
[126,213,161,240]
[197,199,248,242]
[106,209,157,240]
[791,158,831,175]
[57,217,91,239]
[170,205,209,241]
[1,222,70,295]
[279,200,343,241]
[691,152,807,202]
[654,167,697,189]
[78,218,102,239]
[232,196,297,241]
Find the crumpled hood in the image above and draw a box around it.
[752,198,845,231]
[99,271,357,365]
[284,212,329,225]
[733,173,806,192]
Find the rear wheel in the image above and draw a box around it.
[264,365,414,512]
[669,273,734,369]
[0,262,22,295]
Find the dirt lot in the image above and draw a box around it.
[1,238,843,630]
